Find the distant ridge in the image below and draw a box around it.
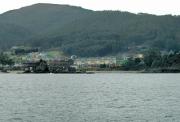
[0,3,180,56]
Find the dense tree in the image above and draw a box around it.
[122,49,180,71]
[143,49,161,67]
[0,53,14,65]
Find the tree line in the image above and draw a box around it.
[122,49,180,71]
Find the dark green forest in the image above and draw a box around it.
[0,3,180,56]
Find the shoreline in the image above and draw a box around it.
[86,70,142,73]
[1,69,180,74]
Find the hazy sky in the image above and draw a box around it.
[0,0,180,15]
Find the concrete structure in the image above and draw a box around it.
[48,59,75,73]
[23,59,75,73]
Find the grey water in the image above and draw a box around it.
[0,74,180,122]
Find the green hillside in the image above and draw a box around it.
[0,3,180,56]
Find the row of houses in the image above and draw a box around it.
[74,57,117,67]
[73,53,144,68]
[17,53,145,72]
[9,46,145,72]
[23,57,121,73]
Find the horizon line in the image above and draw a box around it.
[0,2,180,16]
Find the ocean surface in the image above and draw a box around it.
[0,73,180,122]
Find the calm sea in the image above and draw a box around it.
[0,73,180,122]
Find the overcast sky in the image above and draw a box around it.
[0,0,180,15]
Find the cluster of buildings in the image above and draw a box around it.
[23,59,76,73]
[5,46,146,73]
[74,57,117,67]
[73,53,144,69]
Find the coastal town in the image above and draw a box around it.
[0,46,180,73]
[0,46,139,73]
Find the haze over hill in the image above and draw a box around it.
[0,3,180,56]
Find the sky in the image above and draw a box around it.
[0,0,180,15]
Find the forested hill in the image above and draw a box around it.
[0,3,180,56]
